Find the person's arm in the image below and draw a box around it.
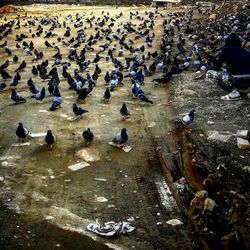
[212,50,225,71]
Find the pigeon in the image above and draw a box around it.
[137,93,153,104]
[16,122,30,142]
[0,60,9,69]
[0,41,7,48]
[112,128,128,145]
[50,88,62,111]
[13,54,18,63]
[149,61,156,73]
[27,77,34,86]
[15,60,26,72]
[131,81,143,98]
[11,89,26,104]
[0,68,12,79]
[10,73,20,88]
[45,40,52,48]
[175,109,195,131]
[82,128,94,145]
[72,103,88,118]
[45,130,56,149]
[103,87,111,103]
[120,103,130,120]
[153,70,173,84]
[0,82,7,91]
[29,83,39,95]
[47,81,54,95]
[92,53,101,63]
[77,88,89,102]
[32,65,38,76]
[32,87,46,102]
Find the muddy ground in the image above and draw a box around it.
[0,3,249,250]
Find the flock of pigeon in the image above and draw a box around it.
[0,4,248,149]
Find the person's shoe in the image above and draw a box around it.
[221,89,242,101]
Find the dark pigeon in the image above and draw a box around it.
[82,128,94,145]
[72,103,88,118]
[112,128,128,145]
[120,103,130,119]
[11,89,26,104]
[16,122,30,141]
[45,130,56,149]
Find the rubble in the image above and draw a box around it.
[237,138,250,150]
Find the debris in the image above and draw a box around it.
[95,196,108,202]
[11,142,30,147]
[67,117,77,121]
[237,138,250,150]
[29,133,47,138]
[207,120,214,124]
[243,166,250,174]
[179,89,196,97]
[0,176,4,181]
[108,142,132,152]
[107,205,116,208]
[75,148,100,162]
[203,198,216,212]
[87,220,135,237]
[32,191,49,203]
[207,131,232,143]
[194,70,206,80]
[166,219,183,226]
[194,190,208,199]
[68,161,90,171]
[94,178,107,182]
[0,155,20,161]
[1,161,8,167]
[236,130,249,139]
[60,114,68,118]
[147,121,156,128]
[39,109,48,113]
[127,217,135,222]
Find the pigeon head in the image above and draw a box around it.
[47,130,52,134]
[188,109,195,121]
[18,122,23,127]
[189,109,195,116]
[121,128,127,133]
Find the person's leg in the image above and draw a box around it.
[206,70,234,92]
[220,77,250,101]
[231,78,250,97]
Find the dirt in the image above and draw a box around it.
[0,2,249,250]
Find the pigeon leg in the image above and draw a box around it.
[182,124,192,132]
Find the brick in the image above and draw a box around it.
[237,138,250,150]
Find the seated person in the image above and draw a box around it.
[206,33,250,101]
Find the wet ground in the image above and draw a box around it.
[0,3,249,250]
[0,4,201,250]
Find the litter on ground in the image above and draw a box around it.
[68,161,90,171]
[108,142,132,152]
[87,220,135,237]
[29,133,47,138]
[11,142,30,147]
[166,219,183,226]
